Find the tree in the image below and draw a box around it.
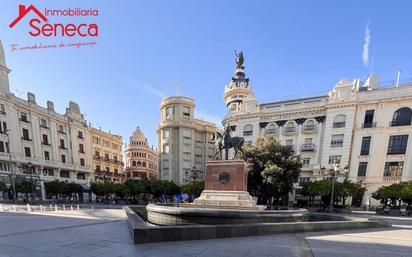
[244,137,302,205]
[373,182,412,206]
[0,180,6,192]
[180,181,204,198]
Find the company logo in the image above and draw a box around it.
[9,4,98,37]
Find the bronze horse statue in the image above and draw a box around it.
[211,125,245,160]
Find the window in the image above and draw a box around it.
[60,139,65,149]
[22,128,30,141]
[285,139,293,146]
[163,144,169,154]
[20,112,28,122]
[183,129,192,140]
[166,106,174,119]
[363,110,375,128]
[0,141,4,152]
[80,158,85,166]
[265,124,277,135]
[243,124,253,136]
[183,160,192,172]
[183,106,190,118]
[0,103,5,114]
[163,130,170,139]
[360,136,371,155]
[195,147,202,157]
[328,155,341,164]
[163,160,170,169]
[0,121,7,133]
[79,143,85,153]
[284,122,296,133]
[58,125,65,133]
[42,134,49,145]
[331,134,344,147]
[332,115,346,128]
[384,162,404,177]
[77,173,85,180]
[357,162,368,176]
[183,144,191,154]
[44,151,50,160]
[302,158,310,168]
[96,165,101,171]
[391,107,412,126]
[24,147,31,157]
[304,120,316,131]
[40,119,48,128]
[60,170,70,178]
[387,135,408,155]
[78,131,83,139]
[61,154,66,163]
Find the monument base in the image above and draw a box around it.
[190,190,265,210]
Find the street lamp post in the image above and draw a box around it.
[184,166,203,201]
[4,129,16,202]
[328,161,349,213]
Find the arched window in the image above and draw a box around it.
[392,107,412,126]
[284,121,296,133]
[137,161,142,167]
[243,124,253,136]
[142,161,147,167]
[304,120,316,132]
[132,161,136,167]
[333,115,346,128]
[265,124,277,135]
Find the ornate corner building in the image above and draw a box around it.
[125,127,159,180]
[157,96,217,185]
[222,54,412,206]
[0,40,124,202]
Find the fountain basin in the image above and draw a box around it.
[146,204,310,225]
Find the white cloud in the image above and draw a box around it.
[362,22,371,67]
[140,82,166,99]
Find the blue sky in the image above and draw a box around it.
[1,0,411,147]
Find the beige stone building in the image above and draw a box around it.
[125,127,158,180]
[222,54,412,206]
[157,96,217,185]
[0,40,123,201]
[90,127,124,183]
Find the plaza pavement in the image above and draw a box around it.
[0,207,411,257]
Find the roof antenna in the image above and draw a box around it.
[369,56,374,74]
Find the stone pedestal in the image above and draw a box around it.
[191,160,263,210]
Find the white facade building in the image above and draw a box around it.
[0,40,123,201]
[222,55,412,206]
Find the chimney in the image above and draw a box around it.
[364,74,380,89]
[27,92,36,104]
[396,69,401,87]
[47,101,55,111]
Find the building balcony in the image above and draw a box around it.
[40,125,49,130]
[361,122,376,128]
[0,110,6,115]
[301,143,315,152]
[21,137,32,142]
[332,122,345,128]
[94,155,102,160]
[265,128,278,135]
[78,150,85,154]
[383,176,402,182]
[58,130,66,134]
[283,127,296,134]
[77,135,84,139]
[19,118,31,123]
[303,125,317,133]
[59,146,67,150]
[330,140,343,147]
[390,120,411,127]
[356,176,366,182]
[301,163,313,169]
[41,142,51,146]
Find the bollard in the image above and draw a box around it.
[77,204,80,211]
[0,204,3,212]
[13,205,16,212]
[70,205,73,211]
[40,205,43,212]
[27,204,30,212]
[50,204,53,211]
[63,204,66,211]
[55,205,58,212]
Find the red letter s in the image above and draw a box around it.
[29,18,41,37]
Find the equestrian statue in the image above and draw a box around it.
[211,125,245,160]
